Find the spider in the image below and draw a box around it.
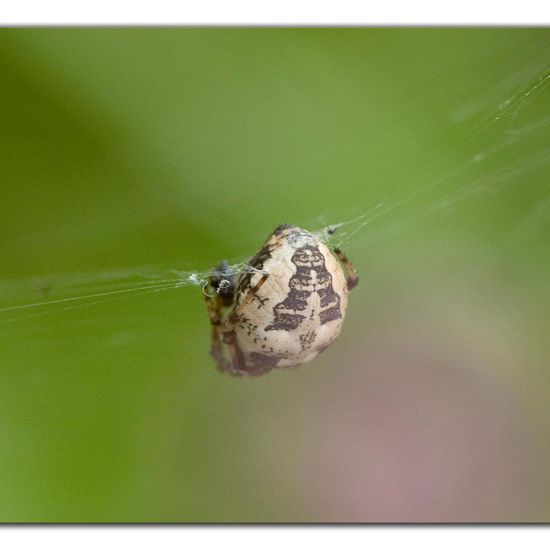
[204,224,358,376]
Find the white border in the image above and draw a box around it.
[0,525,548,549]
[1,0,550,25]
[0,6,548,545]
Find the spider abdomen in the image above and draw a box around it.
[205,224,357,376]
[231,227,349,370]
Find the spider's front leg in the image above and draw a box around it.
[204,287,231,373]
[332,247,359,290]
[206,262,275,377]
[220,326,253,376]
[205,261,249,376]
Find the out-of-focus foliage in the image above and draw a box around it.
[0,29,549,521]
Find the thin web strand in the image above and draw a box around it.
[0,280,187,314]
[0,282,188,325]
[2,64,549,322]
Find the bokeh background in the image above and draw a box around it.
[1,28,549,522]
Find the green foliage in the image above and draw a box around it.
[0,29,549,522]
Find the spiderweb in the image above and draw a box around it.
[1,63,549,325]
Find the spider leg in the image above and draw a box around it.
[232,273,269,315]
[218,330,274,377]
[222,329,255,376]
[204,291,233,373]
[204,279,258,377]
[203,260,241,373]
[205,267,275,377]
[332,247,359,290]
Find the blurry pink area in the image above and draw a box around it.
[307,348,541,521]
[301,291,546,521]
[135,247,549,523]
[245,264,548,522]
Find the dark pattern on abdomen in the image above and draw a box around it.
[265,244,342,332]
[236,243,273,296]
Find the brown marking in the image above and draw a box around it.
[236,245,272,296]
[299,329,317,351]
[273,223,294,235]
[319,306,342,325]
[266,244,342,332]
[266,311,306,331]
[235,273,269,313]
[332,247,359,290]
[241,352,282,375]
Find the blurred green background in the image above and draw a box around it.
[0,28,549,522]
